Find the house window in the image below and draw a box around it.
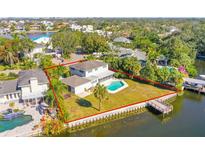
[6,95,9,100]
[79,70,84,74]
[14,93,17,98]
[10,94,13,99]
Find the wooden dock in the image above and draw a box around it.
[148,100,173,115]
[184,78,205,94]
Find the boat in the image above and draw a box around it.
[200,75,205,80]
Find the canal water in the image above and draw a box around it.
[60,60,205,137]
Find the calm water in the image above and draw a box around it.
[60,60,205,137]
[28,32,53,41]
[0,115,33,132]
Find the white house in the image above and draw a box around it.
[28,44,45,59]
[70,24,82,31]
[0,69,48,104]
[62,61,115,95]
[82,25,93,33]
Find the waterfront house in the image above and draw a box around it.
[0,69,48,104]
[30,24,41,31]
[62,61,115,95]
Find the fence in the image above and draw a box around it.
[43,60,178,125]
[65,93,177,127]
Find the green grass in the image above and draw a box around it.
[0,73,18,81]
[61,79,174,121]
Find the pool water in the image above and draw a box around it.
[0,115,33,133]
[28,32,53,41]
[107,81,124,91]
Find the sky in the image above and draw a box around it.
[0,0,205,18]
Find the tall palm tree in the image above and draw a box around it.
[21,37,35,58]
[93,84,109,111]
[45,78,67,108]
[0,40,19,65]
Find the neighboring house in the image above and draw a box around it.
[157,55,168,66]
[0,28,10,35]
[134,49,147,62]
[62,61,115,94]
[70,24,82,31]
[94,30,112,37]
[28,44,45,59]
[82,25,93,33]
[15,23,25,32]
[113,37,132,43]
[0,69,48,104]
[45,49,62,58]
[30,24,41,31]
[41,21,54,30]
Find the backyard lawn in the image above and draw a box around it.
[61,79,174,121]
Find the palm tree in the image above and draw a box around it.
[93,84,109,111]
[45,79,67,108]
[0,40,19,66]
[19,34,35,59]
[45,89,55,108]
[132,62,141,77]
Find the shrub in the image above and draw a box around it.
[8,72,18,78]
[9,102,15,108]
[13,109,20,112]
[0,65,5,71]
[114,72,127,79]
[43,119,64,136]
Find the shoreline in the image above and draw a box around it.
[64,93,177,132]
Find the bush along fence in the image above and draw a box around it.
[43,60,178,131]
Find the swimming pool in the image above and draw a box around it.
[107,81,125,91]
[28,32,53,41]
[0,115,33,133]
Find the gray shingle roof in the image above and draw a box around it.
[0,80,18,95]
[70,61,107,71]
[113,37,131,43]
[134,50,147,61]
[17,69,48,87]
[62,75,90,87]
